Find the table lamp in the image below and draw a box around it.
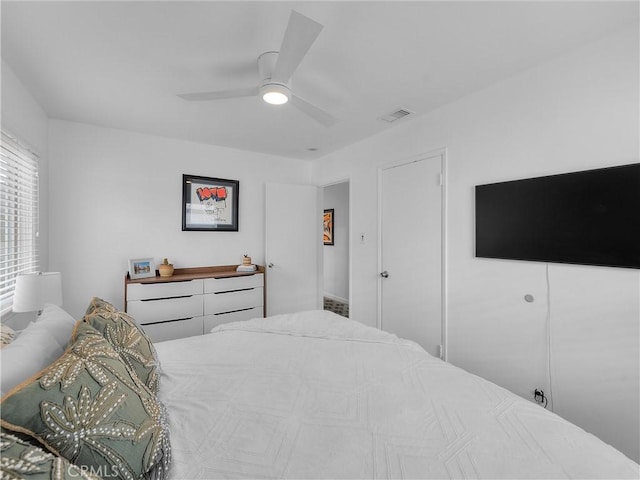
[12,272,63,316]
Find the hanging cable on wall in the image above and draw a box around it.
[546,263,554,411]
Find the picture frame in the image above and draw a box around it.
[128,257,156,280]
[323,208,334,246]
[182,174,239,231]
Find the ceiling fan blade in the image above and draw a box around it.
[291,94,338,128]
[178,86,258,101]
[271,10,323,84]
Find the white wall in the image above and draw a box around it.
[48,119,311,319]
[323,181,349,301]
[1,60,50,328]
[311,27,639,461]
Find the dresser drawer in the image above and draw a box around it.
[204,273,263,293]
[127,279,203,301]
[204,287,263,315]
[140,316,204,343]
[203,307,263,333]
[127,295,202,324]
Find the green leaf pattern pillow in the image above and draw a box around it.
[1,322,170,480]
[83,298,159,395]
[0,430,103,480]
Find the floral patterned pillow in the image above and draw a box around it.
[1,324,16,348]
[0,322,170,480]
[83,297,159,395]
[84,297,120,317]
[0,430,102,480]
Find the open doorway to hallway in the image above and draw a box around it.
[322,181,349,318]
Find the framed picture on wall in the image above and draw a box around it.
[323,209,334,245]
[182,174,239,231]
[128,257,156,280]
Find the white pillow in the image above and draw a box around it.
[0,304,76,396]
[35,303,77,349]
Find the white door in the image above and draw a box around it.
[379,153,444,357]
[265,183,321,316]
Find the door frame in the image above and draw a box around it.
[320,176,352,318]
[376,148,448,360]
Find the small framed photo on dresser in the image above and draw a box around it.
[128,257,156,280]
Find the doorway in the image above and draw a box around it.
[378,151,446,358]
[322,181,350,318]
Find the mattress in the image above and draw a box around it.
[154,310,639,479]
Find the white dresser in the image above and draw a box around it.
[125,265,265,342]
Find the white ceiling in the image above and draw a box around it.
[2,1,636,160]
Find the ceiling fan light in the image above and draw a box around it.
[263,91,289,105]
[261,84,290,105]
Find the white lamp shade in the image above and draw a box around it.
[12,272,63,312]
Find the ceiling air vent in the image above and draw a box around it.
[379,108,413,123]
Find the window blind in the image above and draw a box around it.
[0,131,40,316]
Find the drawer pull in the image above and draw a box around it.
[214,307,254,316]
[140,295,193,302]
[213,288,254,295]
[142,317,194,326]
[140,279,196,284]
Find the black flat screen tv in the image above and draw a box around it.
[475,163,640,269]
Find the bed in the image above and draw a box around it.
[1,300,638,480]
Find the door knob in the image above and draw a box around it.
[268,263,274,268]
[380,271,389,278]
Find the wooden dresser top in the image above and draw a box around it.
[125,264,265,285]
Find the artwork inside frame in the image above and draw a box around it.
[323,209,334,245]
[128,257,156,279]
[182,174,239,231]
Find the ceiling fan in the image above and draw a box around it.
[178,10,338,128]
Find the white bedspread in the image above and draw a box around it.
[154,310,639,479]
